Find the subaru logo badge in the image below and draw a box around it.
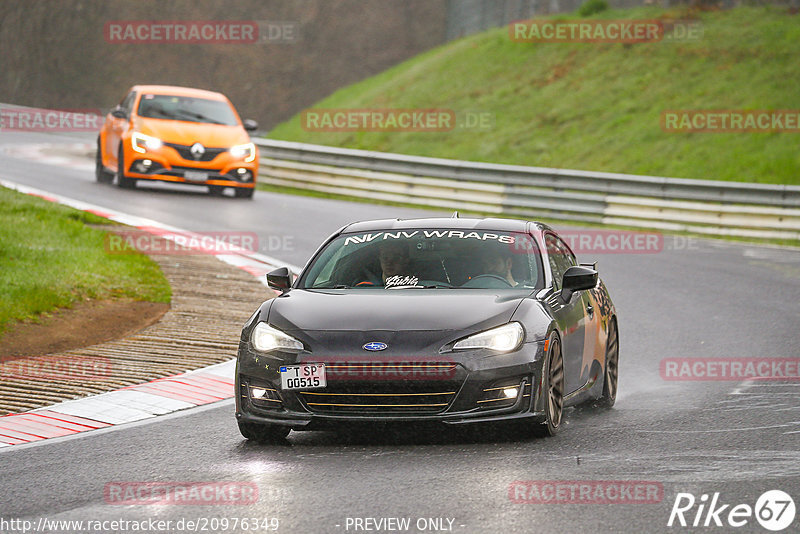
[190,142,205,159]
[363,342,387,351]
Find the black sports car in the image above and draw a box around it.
[235,217,618,441]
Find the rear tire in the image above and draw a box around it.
[234,187,254,199]
[596,319,619,408]
[238,421,290,443]
[95,138,113,184]
[116,147,136,189]
[532,333,564,437]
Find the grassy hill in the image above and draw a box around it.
[269,6,800,185]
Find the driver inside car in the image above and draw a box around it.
[354,240,413,286]
[378,241,412,283]
[478,244,517,286]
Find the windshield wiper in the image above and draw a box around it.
[173,109,226,124]
[386,284,454,289]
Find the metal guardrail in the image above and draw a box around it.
[253,138,800,240]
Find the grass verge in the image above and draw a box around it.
[268,5,800,185]
[0,186,171,335]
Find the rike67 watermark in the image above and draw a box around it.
[668,490,796,531]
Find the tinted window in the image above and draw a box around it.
[545,233,576,290]
[136,94,239,125]
[300,229,543,290]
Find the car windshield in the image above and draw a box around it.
[300,229,543,290]
[136,94,239,125]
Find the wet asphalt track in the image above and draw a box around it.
[1,131,799,533]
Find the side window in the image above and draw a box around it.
[545,234,576,290]
[120,91,136,114]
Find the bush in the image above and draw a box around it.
[577,0,609,16]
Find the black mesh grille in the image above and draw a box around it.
[297,362,460,415]
[164,142,226,162]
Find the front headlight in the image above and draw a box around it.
[229,142,256,162]
[131,132,163,153]
[452,322,524,353]
[251,322,303,353]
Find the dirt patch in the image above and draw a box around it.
[0,300,169,360]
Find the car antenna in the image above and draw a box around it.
[451,211,459,218]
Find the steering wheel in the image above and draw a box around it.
[352,266,380,287]
[462,274,513,287]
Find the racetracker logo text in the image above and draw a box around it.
[104,21,299,44]
[509,480,664,504]
[509,19,702,43]
[1,355,112,381]
[661,110,800,132]
[660,358,800,381]
[104,482,258,505]
[313,357,457,381]
[0,107,102,132]
[105,229,260,256]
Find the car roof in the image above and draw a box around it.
[130,85,228,101]
[341,217,552,234]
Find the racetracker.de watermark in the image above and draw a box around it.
[312,357,457,381]
[104,482,258,505]
[509,480,664,504]
[509,19,702,43]
[300,109,495,132]
[0,355,112,381]
[660,358,800,381]
[104,20,299,44]
[661,110,800,133]
[0,106,102,132]
[104,229,293,256]
[512,231,697,255]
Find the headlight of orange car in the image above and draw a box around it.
[131,132,163,153]
[229,142,256,163]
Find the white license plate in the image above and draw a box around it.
[183,170,208,182]
[280,363,326,390]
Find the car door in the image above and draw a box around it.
[107,90,136,169]
[579,278,604,389]
[544,233,586,395]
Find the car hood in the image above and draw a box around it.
[134,117,249,147]
[268,289,528,335]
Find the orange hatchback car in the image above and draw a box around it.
[97,85,259,198]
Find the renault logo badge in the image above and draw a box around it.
[190,143,205,160]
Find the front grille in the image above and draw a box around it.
[164,142,227,162]
[157,166,228,181]
[298,362,461,415]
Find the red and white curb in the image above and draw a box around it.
[0,178,301,448]
[0,361,235,447]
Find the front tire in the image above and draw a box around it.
[238,421,289,443]
[95,138,113,184]
[596,319,618,408]
[234,187,254,199]
[116,147,136,189]
[533,333,564,437]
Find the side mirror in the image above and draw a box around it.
[561,265,597,302]
[243,119,258,132]
[111,107,128,119]
[266,266,293,293]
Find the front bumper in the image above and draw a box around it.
[235,341,548,430]
[123,144,257,189]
